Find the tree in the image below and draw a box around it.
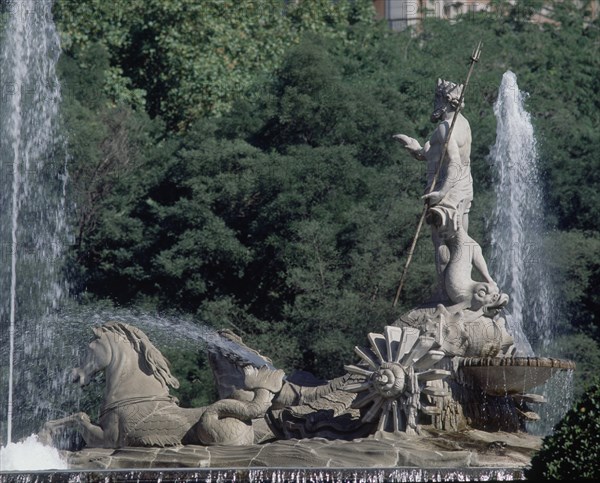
[56,44,168,292]
[53,0,377,129]
[526,378,600,480]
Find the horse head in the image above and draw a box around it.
[71,322,180,392]
[71,325,113,387]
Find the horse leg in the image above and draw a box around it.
[41,412,107,448]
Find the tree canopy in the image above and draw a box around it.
[54,0,377,129]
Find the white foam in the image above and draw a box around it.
[0,434,68,471]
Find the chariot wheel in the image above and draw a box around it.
[343,326,450,435]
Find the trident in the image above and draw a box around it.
[392,41,482,308]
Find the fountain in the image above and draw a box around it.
[488,70,556,357]
[0,435,67,471]
[485,71,573,435]
[0,72,572,481]
[0,7,575,479]
[0,0,70,469]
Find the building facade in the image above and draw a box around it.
[372,0,598,31]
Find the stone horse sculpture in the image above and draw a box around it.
[41,322,285,448]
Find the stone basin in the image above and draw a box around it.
[458,357,576,396]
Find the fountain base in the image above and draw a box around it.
[458,357,576,396]
[0,466,528,482]
[8,429,538,471]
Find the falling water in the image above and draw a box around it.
[488,71,572,435]
[487,71,569,435]
[488,70,556,357]
[0,0,69,446]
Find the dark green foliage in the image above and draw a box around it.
[77,123,420,375]
[162,348,218,408]
[53,0,378,129]
[526,379,600,480]
[546,231,600,342]
[56,44,169,296]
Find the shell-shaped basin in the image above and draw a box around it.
[458,357,575,396]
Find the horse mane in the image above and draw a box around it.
[99,321,180,390]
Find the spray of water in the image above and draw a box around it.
[0,0,69,445]
[0,434,67,471]
[61,307,274,369]
[488,70,556,356]
[488,71,570,434]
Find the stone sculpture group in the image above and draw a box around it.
[40,78,574,460]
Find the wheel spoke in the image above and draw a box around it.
[384,326,404,362]
[377,400,392,431]
[368,333,387,363]
[352,389,379,409]
[362,397,385,423]
[344,364,375,377]
[343,381,372,393]
[413,350,445,371]
[354,346,380,370]
[401,336,435,366]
